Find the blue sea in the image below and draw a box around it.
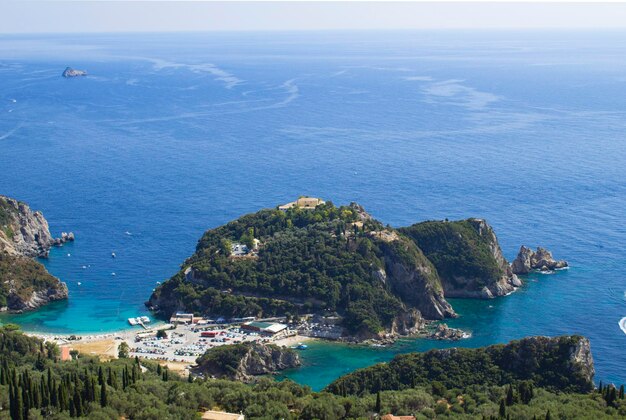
[0,31,624,390]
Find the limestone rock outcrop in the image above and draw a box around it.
[0,195,69,311]
[195,342,300,383]
[0,195,74,258]
[400,218,521,299]
[426,323,468,341]
[511,246,568,274]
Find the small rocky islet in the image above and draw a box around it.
[61,67,87,78]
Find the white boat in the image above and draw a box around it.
[128,318,138,326]
[77,282,82,286]
[111,252,116,258]
[140,316,151,323]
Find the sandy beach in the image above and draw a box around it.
[26,324,316,365]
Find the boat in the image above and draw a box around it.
[77,282,82,286]
[128,318,138,326]
[296,343,308,350]
[140,316,151,324]
[111,252,116,258]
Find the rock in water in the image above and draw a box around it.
[427,323,467,340]
[511,245,568,274]
[62,67,87,78]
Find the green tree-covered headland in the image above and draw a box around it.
[149,201,522,338]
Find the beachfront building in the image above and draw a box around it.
[170,312,206,324]
[278,196,325,211]
[241,321,288,336]
[201,410,244,420]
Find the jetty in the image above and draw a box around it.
[128,316,151,329]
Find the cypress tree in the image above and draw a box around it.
[619,384,624,399]
[506,385,514,406]
[73,387,83,417]
[47,367,53,393]
[100,383,108,407]
[50,381,58,409]
[375,391,381,413]
[98,366,104,386]
[499,399,506,418]
[545,410,551,420]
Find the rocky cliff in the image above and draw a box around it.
[511,246,568,274]
[400,219,521,298]
[0,195,69,311]
[194,342,300,382]
[0,195,74,258]
[378,238,455,320]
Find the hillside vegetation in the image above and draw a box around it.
[149,202,454,337]
[0,253,64,310]
[326,336,595,395]
[150,201,530,336]
[1,326,624,419]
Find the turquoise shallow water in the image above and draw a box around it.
[0,31,624,388]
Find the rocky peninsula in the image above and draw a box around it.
[0,195,70,311]
[149,199,567,343]
[326,335,595,395]
[194,342,300,382]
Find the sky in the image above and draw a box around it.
[3,1,626,33]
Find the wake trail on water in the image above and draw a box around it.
[0,122,23,140]
[620,317,626,335]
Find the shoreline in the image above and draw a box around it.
[23,321,167,344]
